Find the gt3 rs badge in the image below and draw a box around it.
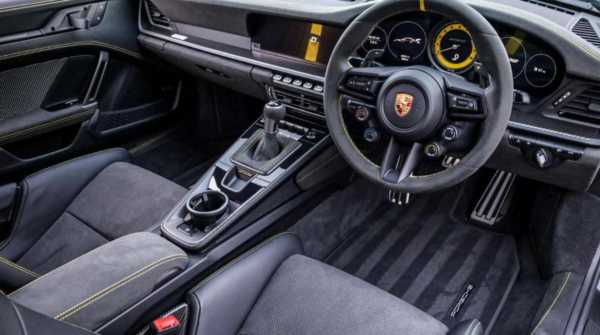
[396,93,414,117]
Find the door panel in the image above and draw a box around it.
[0,0,183,183]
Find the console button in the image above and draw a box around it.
[355,107,370,122]
[273,74,283,81]
[303,82,313,89]
[306,131,317,140]
[178,223,200,236]
[96,1,107,13]
[283,76,293,83]
[90,10,105,27]
[292,79,303,86]
[313,85,324,92]
[363,128,380,142]
[294,125,307,135]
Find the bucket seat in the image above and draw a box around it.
[0,148,187,292]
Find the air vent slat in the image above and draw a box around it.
[520,0,576,15]
[558,86,600,127]
[572,18,600,48]
[145,0,172,29]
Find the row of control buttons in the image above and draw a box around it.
[279,120,308,135]
[509,133,584,160]
[272,74,323,92]
[552,91,572,107]
[447,93,478,112]
[346,76,382,94]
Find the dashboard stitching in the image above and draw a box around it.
[476,2,600,63]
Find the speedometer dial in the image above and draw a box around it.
[388,22,427,62]
[431,23,477,73]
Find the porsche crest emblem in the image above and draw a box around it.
[395,93,414,117]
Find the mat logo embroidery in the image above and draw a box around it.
[450,284,474,318]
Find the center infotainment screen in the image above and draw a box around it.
[251,16,344,66]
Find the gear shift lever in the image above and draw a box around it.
[251,101,287,161]
[263,100,286,135]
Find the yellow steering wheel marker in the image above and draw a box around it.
[433,23,477,71]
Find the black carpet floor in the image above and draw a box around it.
[317,187,519,332]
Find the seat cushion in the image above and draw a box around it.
[14,160,187,275]
[238,254,449,335]
[67,162,187,240]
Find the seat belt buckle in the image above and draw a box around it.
[151,315,181,335]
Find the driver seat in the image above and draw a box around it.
[186,233,483,335]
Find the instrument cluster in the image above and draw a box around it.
[357,12,563,92]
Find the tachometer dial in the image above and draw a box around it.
[388,22,427,62]
[502,37,526,78]
[431,23,477,73]
[362,27,388,52]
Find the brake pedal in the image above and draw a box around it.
[470,170,515,225]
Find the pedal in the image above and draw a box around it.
[470,170,515,225]
[442,155,461,168]
[389,190,412,206]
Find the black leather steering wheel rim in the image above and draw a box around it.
[324,0,514,194]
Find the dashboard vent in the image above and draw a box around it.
[270,87,324,117]
[572,18,600,48]
[520,0,576,15]
[558,86,600,126]
[145,0,173,29]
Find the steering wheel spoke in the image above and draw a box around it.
[380,138,423,184]
[337,66,403,102]
[443,73,488,121]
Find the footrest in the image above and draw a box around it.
[470,170,515,225]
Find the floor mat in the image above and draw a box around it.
[324,187,519,332]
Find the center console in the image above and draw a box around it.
[161,99,329,250]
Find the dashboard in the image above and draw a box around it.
[139,0,600,192]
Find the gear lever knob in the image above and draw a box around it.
[263,100,286,135]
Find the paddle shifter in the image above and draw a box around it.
[252,101,287,160]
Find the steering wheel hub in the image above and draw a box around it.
[377,67,445,142]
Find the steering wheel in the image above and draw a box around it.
[324,0,514,194]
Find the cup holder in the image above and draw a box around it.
[186,190,229,230]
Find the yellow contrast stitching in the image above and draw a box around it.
[9,232,148,296]
[0,0,79,13]
[0,42,143,62]
[485,4,600,63]
[59,320,98,334]
[56,255,187,320]
[529,272,571,335]
[0,289,5,295]
[260,140,296,170]
[0,257,39,278]
[234,131,263,161]
[189,232,294,293]
[130,128,177,154]
[0,110,96,142]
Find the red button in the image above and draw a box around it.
[153,315,180,331]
